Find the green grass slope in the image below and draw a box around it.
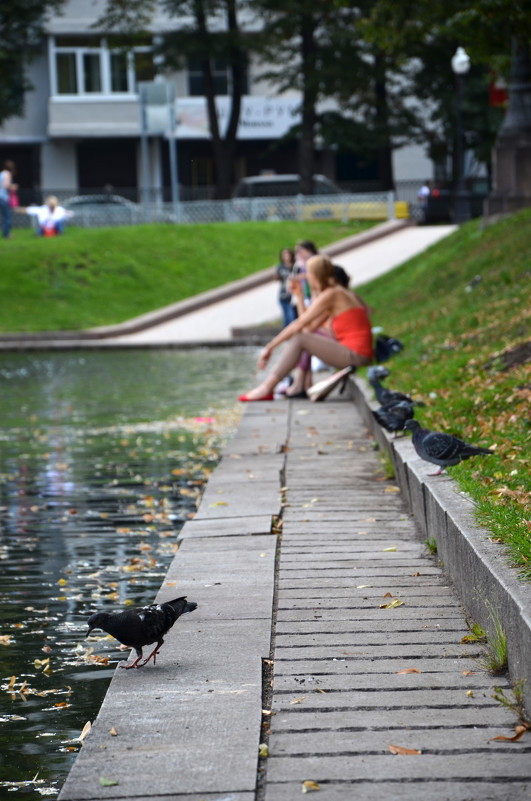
[0,220,373,332]
[360,208,530,577]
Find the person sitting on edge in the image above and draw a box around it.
[239,255,373,402]
[15,195,73,236]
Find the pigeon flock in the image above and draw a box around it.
[367,365,494,474]
[87,596,197,669]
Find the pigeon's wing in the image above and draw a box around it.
[419,431,464,465]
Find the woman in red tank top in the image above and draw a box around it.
[239,255,373,401]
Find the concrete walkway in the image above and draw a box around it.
[58,389,531,801]
[109,224,456,345]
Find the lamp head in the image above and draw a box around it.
[451,46,470,75]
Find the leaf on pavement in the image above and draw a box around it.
[490,724,528,742]
[302,780,320,792]
[397,668,421,674]
[388,744,422,755]
[78,721,91,742]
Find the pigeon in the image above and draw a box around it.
[367,366,424,407]
[87,596,197,669]
[373,400,415,436]
[404,419,494,475]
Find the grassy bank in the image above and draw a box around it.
[0,220,373,332]
[359,209,530,577]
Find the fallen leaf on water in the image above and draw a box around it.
[0,636,12,646]
[302,780,320,792]
[258,743,269,757]
[99,777,119,787]
[397,668,421,675]
[8,676,16,690]
[388,744,422,755]
[78,721,91,742]
[290,696,306,704]
[490,724,528,742]
[54,702,69,708]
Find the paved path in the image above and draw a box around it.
[59,389,530,801]
[109,225,456,345]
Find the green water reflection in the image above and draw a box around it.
[0,348,258,797]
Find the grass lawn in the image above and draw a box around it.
[0,220,374,332]
[358,208,530,578]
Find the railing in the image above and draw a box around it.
[9,188,409,229]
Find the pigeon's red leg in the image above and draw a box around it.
[120,651,144,669]
[428,467,445,476]
[140,639,164,666]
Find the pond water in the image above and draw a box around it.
[0,348,258,797]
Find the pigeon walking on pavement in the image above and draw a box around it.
[87,596,197,669]
[373,400,415,436]
[404,420,494,475]
[367,366,424,408]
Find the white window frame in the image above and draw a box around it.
[49,35,154,98]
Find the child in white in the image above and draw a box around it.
[17,196,73,235]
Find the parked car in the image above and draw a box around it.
[63,194,141,226]
[232,173,342,198]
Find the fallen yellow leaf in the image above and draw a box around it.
[490,724,528,742]
[290,696,306,704]
[78,721,91,742]
[383,546,397,552]
[302,780,320,792]
[397,668,421,674]
[110,727,118,736]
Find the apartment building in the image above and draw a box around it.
[0,0,431,201]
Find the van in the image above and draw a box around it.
[232,174,342,198]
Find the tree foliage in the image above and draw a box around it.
[0,0,64,126]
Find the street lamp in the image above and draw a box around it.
[451,46,471,223]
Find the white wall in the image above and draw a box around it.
[393,143,433,182]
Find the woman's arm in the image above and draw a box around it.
[258,289,335,368]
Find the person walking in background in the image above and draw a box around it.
[417,180,431,222]
[15,195,73,236]
[276,248,297,328]
[0,160,17,239]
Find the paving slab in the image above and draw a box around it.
[60,381,530,801]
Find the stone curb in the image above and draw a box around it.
[0,219,410,344]
[350,375,531,714]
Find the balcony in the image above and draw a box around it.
[48,95,141,138]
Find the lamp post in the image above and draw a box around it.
[451,46,471,223]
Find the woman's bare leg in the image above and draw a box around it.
[242,333,370,399]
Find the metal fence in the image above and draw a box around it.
[10,188,410,230]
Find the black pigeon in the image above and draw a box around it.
[373,400,415,436]
[367,366,423,407]
[87,596,197,669]
[404,419,494,476]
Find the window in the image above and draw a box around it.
[188,57,248,96]
[56,52,77,94]
[52,36,155,96]
[83,53,102,93]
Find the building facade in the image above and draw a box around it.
[0,0,432,202]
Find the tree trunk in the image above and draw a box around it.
[298,13,318,194]
[374,52,394,191]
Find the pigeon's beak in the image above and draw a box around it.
[86,626,94,637]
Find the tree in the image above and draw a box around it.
[0,0,65,127]
[98,0,251,199]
